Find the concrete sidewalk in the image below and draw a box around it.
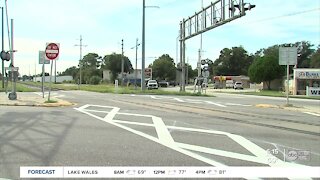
[0,92,74,107]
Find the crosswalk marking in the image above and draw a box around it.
[132,95,252,108]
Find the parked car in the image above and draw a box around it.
[147,80,158,89]
[226,80,234,88]
[169,81,176,86]
[234,82,243,90]
[158,81,169,87]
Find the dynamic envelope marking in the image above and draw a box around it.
[74,104,312,179]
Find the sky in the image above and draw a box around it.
[3,0,320,76]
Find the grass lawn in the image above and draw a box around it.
[0,80,37,92]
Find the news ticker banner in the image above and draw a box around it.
[20,166,320,178]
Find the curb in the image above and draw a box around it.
[0,99,75,107]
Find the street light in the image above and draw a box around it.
[131,38,140,89]
[75,35,87,89]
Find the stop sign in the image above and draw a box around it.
[45,43,60,60]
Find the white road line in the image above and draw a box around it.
[75,105,226,167]
[303,112,320,117]
[205,101,227,107]
[104,107,120,121]
[150,95,162,99]
[227,134,307,168]
[177,142,266,164]
[173,98,185,102]
[185,99,204,104]
[117,112,153,118]
[225,103,252,107]
[166,125,230,136]
[152,116,175,144]
[113,119,155,127]
[84,109,110,113]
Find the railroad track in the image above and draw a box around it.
[111,98,320,136]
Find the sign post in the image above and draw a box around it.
[45,43,60,102]
[279,47,297,106]
[39,51,49,98]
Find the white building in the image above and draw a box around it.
[33,75,73,83]
[293,68,320,95]
[103,69,147,81]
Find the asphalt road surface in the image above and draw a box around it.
[0,91,319,179]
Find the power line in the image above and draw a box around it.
[250,8,320,23]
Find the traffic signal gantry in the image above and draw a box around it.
[178,0,255,92]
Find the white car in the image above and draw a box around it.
[147,80,158,90]
[234,82,243,90]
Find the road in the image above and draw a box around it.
[0,91,319,179]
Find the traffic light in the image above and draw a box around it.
[244,3,256,11]
[0,51,11,61]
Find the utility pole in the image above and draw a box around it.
[131,38,140,89]
[1,7,3,88]
[141,0,146,90]
[121,39,124,86]
[75,35,87,88]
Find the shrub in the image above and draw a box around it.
[89,76,102,85]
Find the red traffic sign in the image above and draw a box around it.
[45,43,60,60]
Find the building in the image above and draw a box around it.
[293,68,320,95]
[103,69,144,83]
[212,75,250,89]
[33,75,73,83]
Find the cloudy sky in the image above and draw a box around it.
[4,0,320,76]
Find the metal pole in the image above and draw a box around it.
[286,64,289,105]
[42,55,45,98]
[79,35,82,87]
[1,7,3,89]
[121,39,124,86]
[135,38,138,89]
[141,0,146,90]
[54,58,56,83]
[181,20,186,92]
[179,21,183,91]
[197,0,203,93]
[48,60,53,101]
[11,19,16,98]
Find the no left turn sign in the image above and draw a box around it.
[45,43,60,60]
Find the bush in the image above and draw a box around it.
[89,76,102,85]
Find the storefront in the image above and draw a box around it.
[293,68,320,95]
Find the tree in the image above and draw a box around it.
[211,46,253,76]
[150,54,176,81]
[79,53,103,84]
[102,53,133,81]
[294,41,315,68]
[186,63,197,80]
[61,66,79,79]
[310,45,320,68]
[248,45,285,90]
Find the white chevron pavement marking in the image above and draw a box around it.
[74,105,311,179]
[75,104,225,167]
